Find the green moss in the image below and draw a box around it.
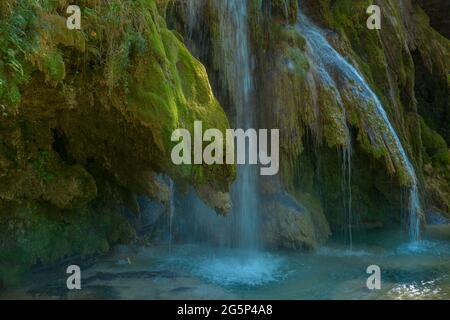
[1,0,234,189]
[280,47,309,79]
[0,1,33,108]
[329,0,389,96]
[0,202,134,287]
[315,84,350,148]
[0,0,89,108]
[0,0,234,288]
[31,149,55,182]
[126,1,234,186]
[42,50,65,81]
[274,25,309,80]
[421,117,450,166]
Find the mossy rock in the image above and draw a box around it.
[0,202,134,287]
[0,0,235,287]
[420,117,450,166]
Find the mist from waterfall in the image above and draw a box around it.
[297,12,422,241]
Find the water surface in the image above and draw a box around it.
[3,230,449,300]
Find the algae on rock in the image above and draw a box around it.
[0,0,234,286]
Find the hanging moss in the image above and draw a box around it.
[0,0,234,287]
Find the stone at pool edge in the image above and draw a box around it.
[424,225,450,241]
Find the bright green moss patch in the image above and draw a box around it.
[1,0,234,195]
[126,1,233,185]
[0,0,234,288]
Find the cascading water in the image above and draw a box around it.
[301,19,355,248]
[283,0,290,24]
[166,0,291,287]
[215,0,260,249]
[184,0,259,249]
[298,12,422,241]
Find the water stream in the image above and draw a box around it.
[129,0,434,298]
[297,12,422,242]
[215,0,260,249]
[177,1,425,285]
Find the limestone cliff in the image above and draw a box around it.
[0,0,233,286]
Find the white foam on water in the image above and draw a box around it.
[192,252,287,287]
[159,246,287,287]
[388,279,443,299]
[317,247,373,257]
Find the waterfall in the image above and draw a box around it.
[183,0,260,248]
[301,18,354,247]
[298,13,422,241]
[215,0,259,249]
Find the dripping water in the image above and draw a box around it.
[342,145,353,250]
[182,0,261,250]
[186,0,202,39]
[283,0,290,25]
[298,11,422,242]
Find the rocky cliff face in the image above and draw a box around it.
[0,0,233,286]
[297,0,449,230]
[416,0,450,39]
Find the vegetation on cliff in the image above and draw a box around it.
[0,0,233,286]
[0,0,448,288]
[168,0,449,246]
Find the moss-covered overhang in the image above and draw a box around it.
[0,0,235,213]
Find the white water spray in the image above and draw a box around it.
[215,0,260,248]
